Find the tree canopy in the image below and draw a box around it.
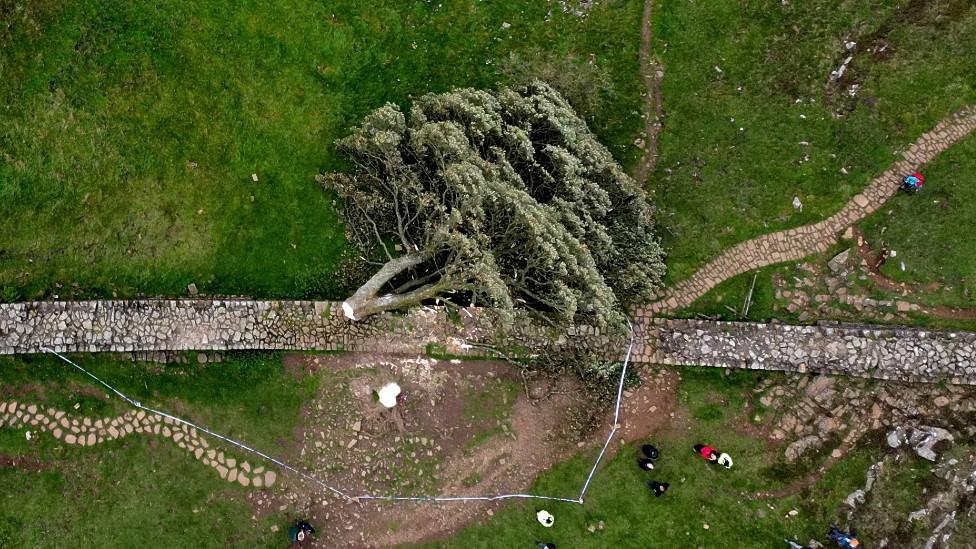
[321,81,665,327]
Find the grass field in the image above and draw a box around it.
[0,0,643,301]
[0,353,314,547]
[0,354,953,547]
[860,134,976,309]
[418,367,899,549]
[651,0,976,283]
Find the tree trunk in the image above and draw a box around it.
[342,253,444,320]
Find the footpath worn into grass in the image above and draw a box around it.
[0,0,643,302]
[421,368,891,549]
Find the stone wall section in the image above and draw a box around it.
[640,319,976,384]
[3,300,975,384]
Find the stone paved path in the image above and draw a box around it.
[641,106,976,315]
[0,400,276,487]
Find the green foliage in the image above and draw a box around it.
[326,82,665,326]
[530,350,638,402]
[0,0,644,301]
[496,48,616,120]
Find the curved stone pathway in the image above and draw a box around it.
[633,0,664,184]
[0,400,277,488]
[641,106,976,315]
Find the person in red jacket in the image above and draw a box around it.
[693,443,720,464]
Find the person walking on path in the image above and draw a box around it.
[647,480,670,497]
[901,171,925,194]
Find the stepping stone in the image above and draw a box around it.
[65,434,76,444]
[216,465,228,479]
[228,469,238,483]
[53,428,62,439]
[241,462,251,473]
[195,448,204,459]
[86,434,96,446]
[238,475,250,487]
[264,471,276,487]
[27,405,37,415]
[226,458,236,469]
[253,476,263,488]
[108,427,119,438]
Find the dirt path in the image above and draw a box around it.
[642,106,976,315]
[633,0,664,185]
[252,354,678,548]
[852,226,976,321]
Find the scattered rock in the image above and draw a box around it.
[828,249,851,274]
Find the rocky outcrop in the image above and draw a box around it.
[887,425,955,462]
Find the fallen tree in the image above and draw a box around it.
[320,81,665,327]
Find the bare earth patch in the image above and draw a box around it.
[250,353,678,547]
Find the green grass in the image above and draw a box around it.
[461,377,520,453]
[0,0,644,301]
[0,353,315,449]
[0,433,283,548]
[673,264,792,322]
[0,352,315,546]
[860,134,976,309]
[651,0,976,284]
[419,367,884,548]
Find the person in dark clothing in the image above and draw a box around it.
[637,458,655,470]
[827,525,861,548]
[536,543,556,549]
[641,444,660,460]
[647,480,670,497]
[288,520,315,543]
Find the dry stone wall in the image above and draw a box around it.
[2,300,975,384]
[642,319,976,384]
